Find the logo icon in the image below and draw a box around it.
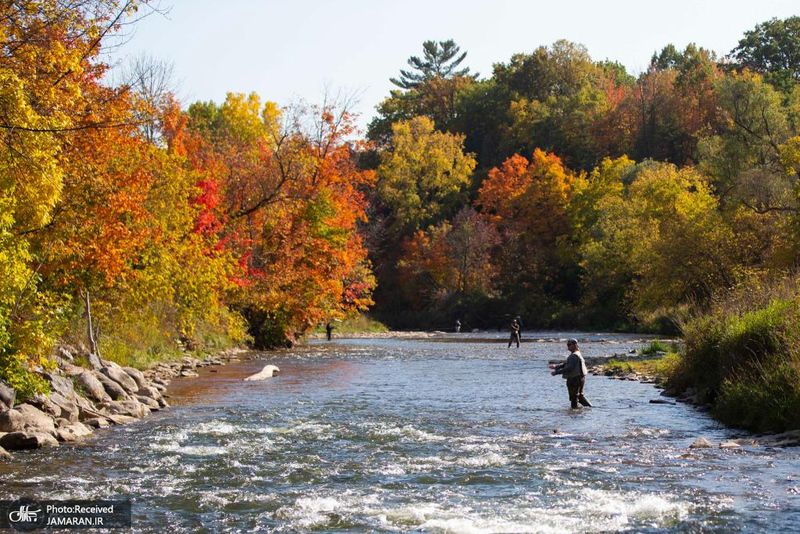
[6,498,45,532]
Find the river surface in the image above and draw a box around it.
[2,333,800,533]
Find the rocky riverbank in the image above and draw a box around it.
[0,347,248,460]
[583,351,800,448]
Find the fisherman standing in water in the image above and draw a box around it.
[508,319,520,348]
[551,338,592,409]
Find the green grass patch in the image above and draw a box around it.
[605,353,680,378]
[639,339,678,355]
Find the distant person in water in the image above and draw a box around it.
[551,338,592,409]
[455,319,461,333]
[326,322,335,341]
[508,319,520,348]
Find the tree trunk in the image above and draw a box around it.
[83,289,100,357]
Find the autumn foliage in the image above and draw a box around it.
[0,1,374,394]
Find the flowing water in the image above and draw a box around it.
[2,333,800,533]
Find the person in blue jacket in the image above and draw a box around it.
[551,338,592,409]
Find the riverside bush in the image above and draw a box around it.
[671,284,800,433]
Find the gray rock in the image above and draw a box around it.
[104,414,138,425]
[95,372,129,401]
[0,379,15,411]
[56,345,75,362]
[73,395,99,420]
[101,365,139,395]
[0,445,11,459]
[97,400,150,418]
[76,372,112,403]
[56,422,93,442]
[87,353,104,370]
[28,393,62,419]
[136,385,163,402]
[44,373,77,399]
[720,441,741,449]
[0,404,57,437]
[84,417,111,429]
[136,396,160,410]
[761,430,800,447]
[58,362,86,377]
[0,431,59,450]
[123,367,147,390]
[690,438,714,449]
[48,392,79,423]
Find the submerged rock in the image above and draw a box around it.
[720,441,741,449]
[689,438,714,449]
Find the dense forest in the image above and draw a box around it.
[2,1,800,429]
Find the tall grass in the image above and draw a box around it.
[669,276,800,433]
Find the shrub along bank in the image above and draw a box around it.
[666,283,800,433]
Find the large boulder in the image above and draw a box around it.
[136,385,163,402]
[56,422,93,442]
[95,372,129,401]
[45,373,77,399]
[135,396,160,410]
[48,392,79,423]
[0,404,57,437]
[84,417,111,429]
[0,380,15,411]
[87,353,104,370]
[101,364,139,395]
[123,367,147,390]
[58,362,87,377]
[28,394,62,419]
[97,400,150,418]
[0,431,59,450]
[75,372,112,404]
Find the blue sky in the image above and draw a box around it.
[110,0,799,132]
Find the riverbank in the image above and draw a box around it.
[0,347,250,459]
[586,351,800,448]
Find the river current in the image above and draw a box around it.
[1,333,799,532]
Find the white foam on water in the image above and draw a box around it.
[368,423,448,442]
[572,488,689,529]
[458,441,505,453]
[275,491,381,529]
[193,420,238,435]
[456,452,510,468]
[149,442,228,456]
[282,421,334,439]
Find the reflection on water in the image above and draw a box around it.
[1,334,799,533]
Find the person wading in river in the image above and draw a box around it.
[551,338,592,409]
[508,319,520,348]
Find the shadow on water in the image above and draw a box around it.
[1,334,799,533]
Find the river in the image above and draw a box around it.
[1,333,799,532]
